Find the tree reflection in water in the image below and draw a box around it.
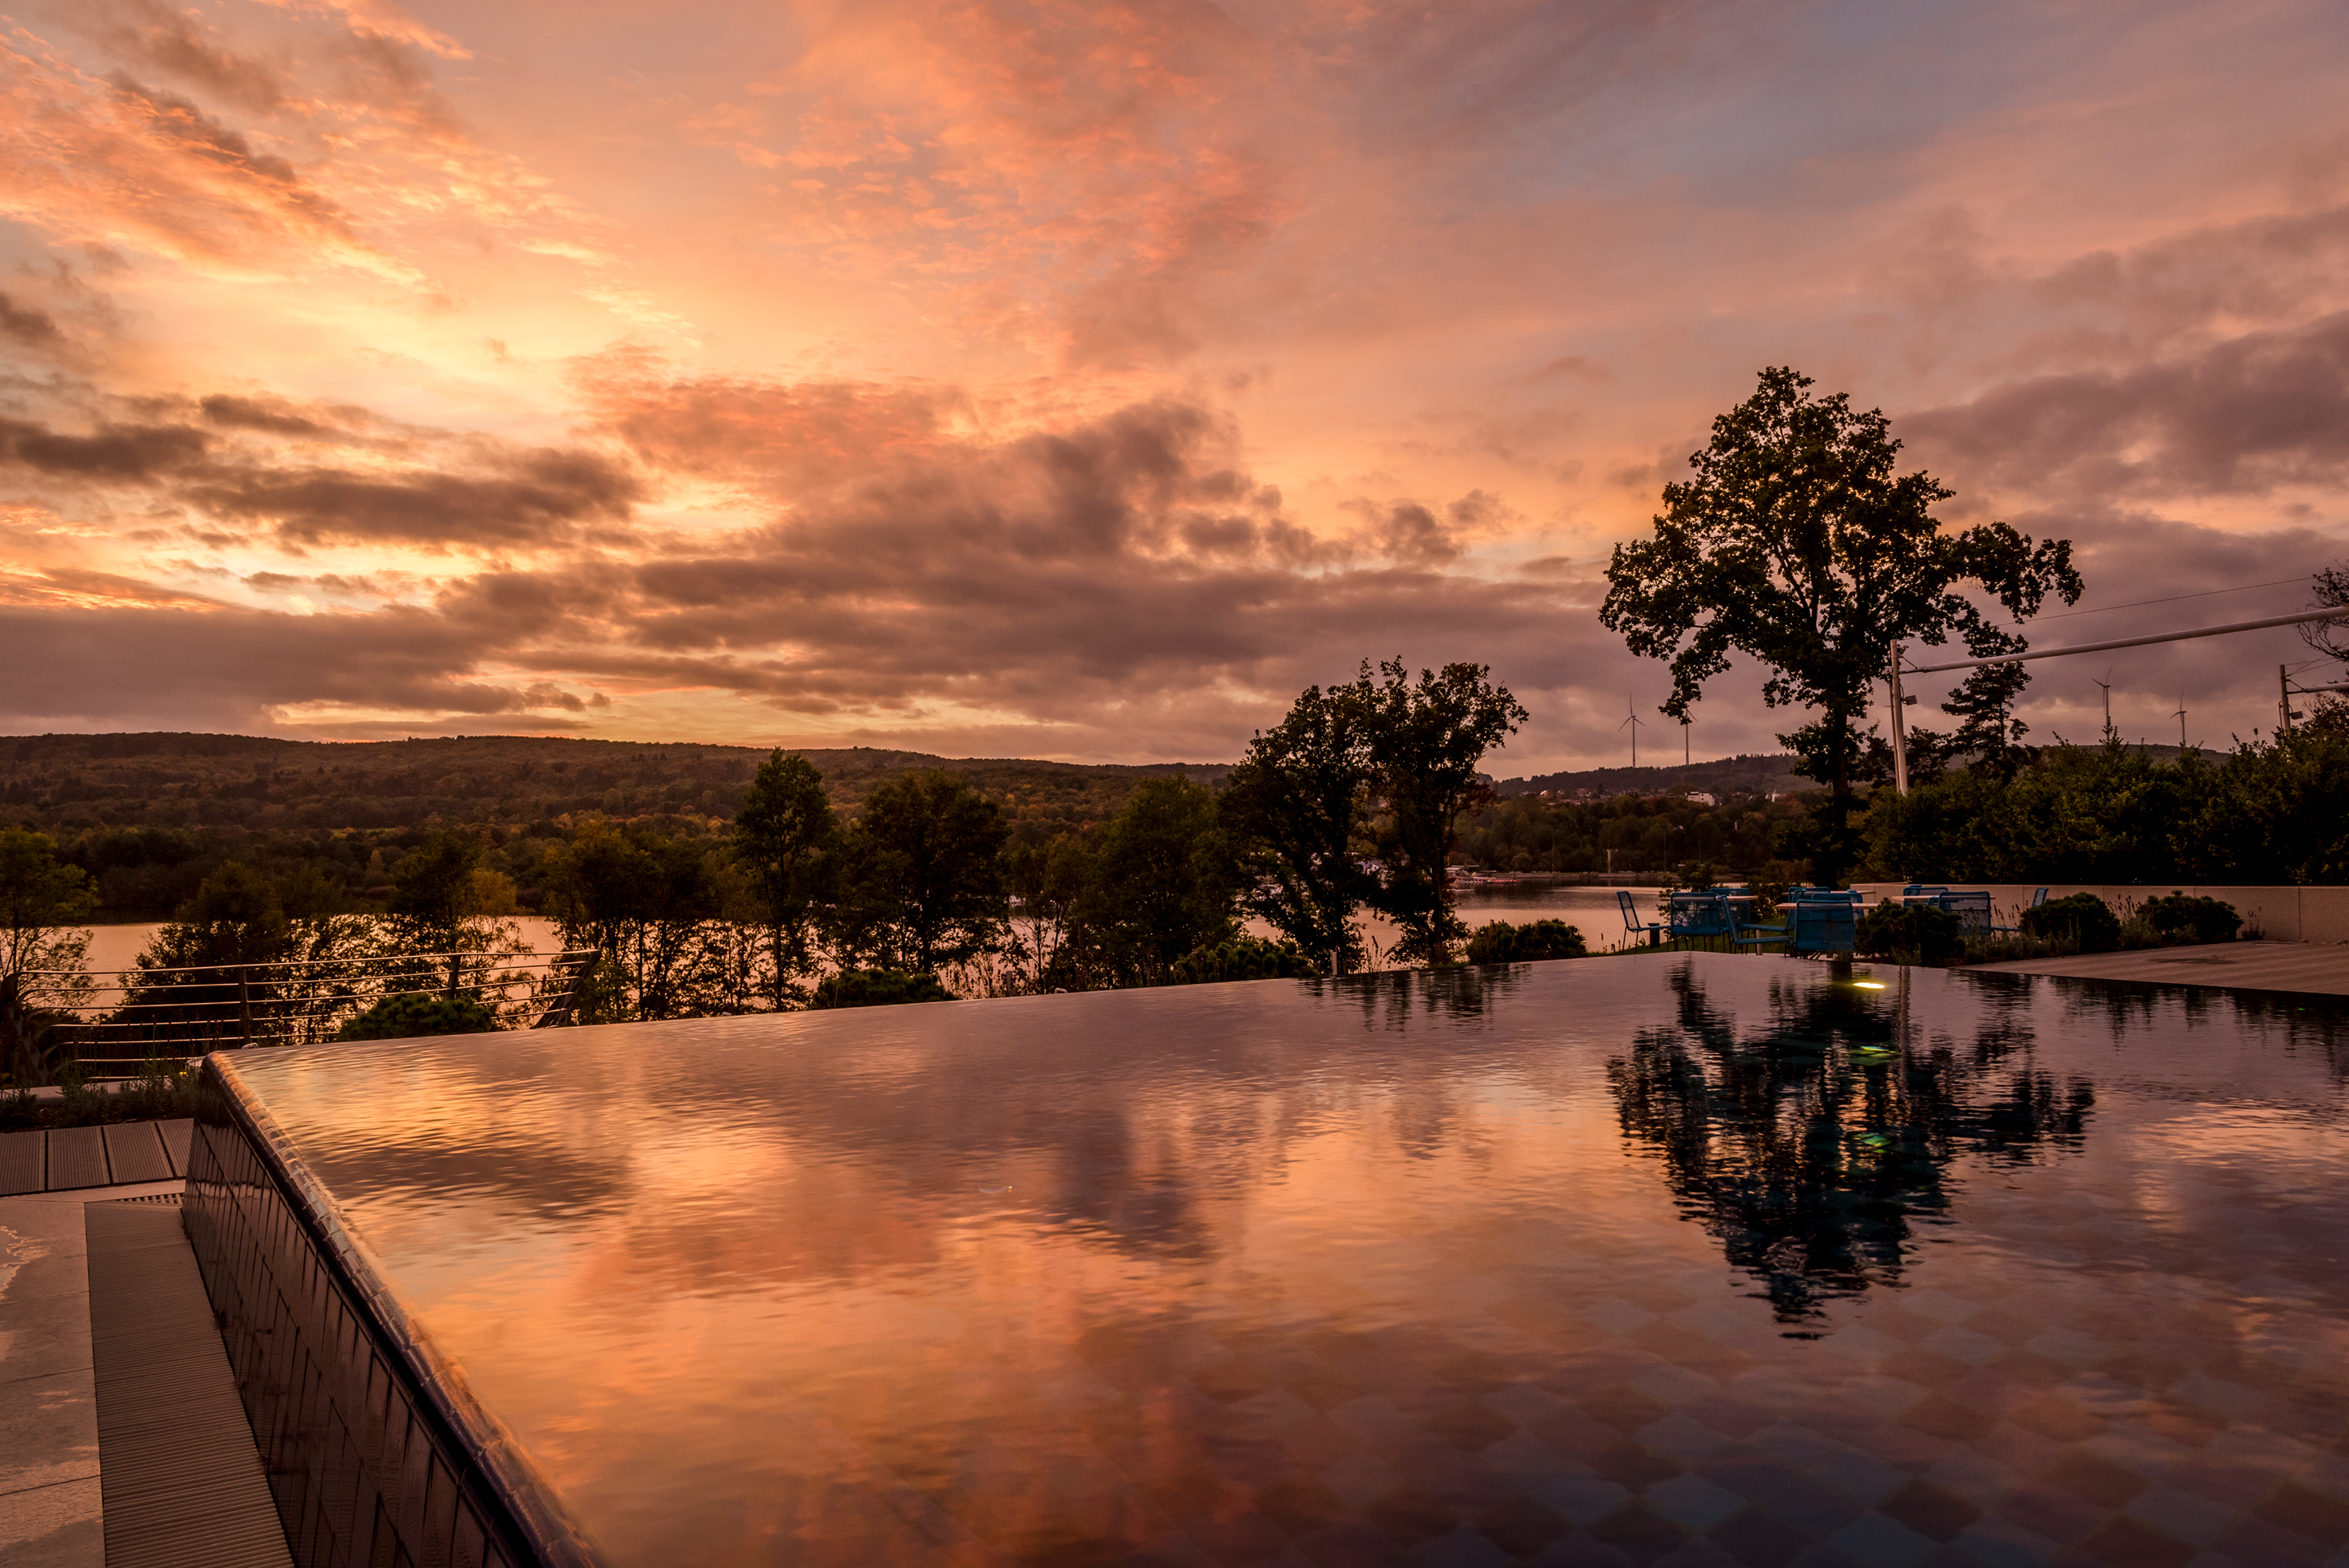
[1609,962,2094,1334]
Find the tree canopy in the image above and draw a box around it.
[1601,367,2080,876]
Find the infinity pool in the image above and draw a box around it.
[206,955,2349,1566]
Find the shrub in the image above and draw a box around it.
[1167,937,1318,985]
[2140,893,2242,945]
[811,969,955,1009]
[1854,902,1963,966]
[1466,919,1589,965]
[2020,892,2121,954]
[333,992,500,1041]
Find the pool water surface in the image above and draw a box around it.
[219,954,2349,1566]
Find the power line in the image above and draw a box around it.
[2017,576,2308,626]
[1905,607,2349,676]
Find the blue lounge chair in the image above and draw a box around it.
[1616,890,1663,948]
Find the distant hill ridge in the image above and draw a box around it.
[0,732,1231,835]
[1497,752,1812,799]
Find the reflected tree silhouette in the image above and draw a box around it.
[1609,962,2093,1332]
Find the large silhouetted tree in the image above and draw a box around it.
[1601,368,2081,880]
[1353,659,1527,966]
[1222,683,1379,974]
[733,751,839,1005]
[827,771,1009,973]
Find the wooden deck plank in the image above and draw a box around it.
[155,1120,193,1178]
[100,1124,173,1187]
[0,1129,42,1197]
[85,1202,292,1568]
[44,1128,109,1192]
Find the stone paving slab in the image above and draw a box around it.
[1967,939,2349,996]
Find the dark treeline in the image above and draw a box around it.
[2,662,1544,1025]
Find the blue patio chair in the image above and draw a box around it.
[1786,889,1861,954]
[1616,890,1663,948]
[1668,891,1738,946]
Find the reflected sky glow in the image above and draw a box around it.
[230,958,2349,1566]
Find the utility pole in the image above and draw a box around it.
[1681,717,1690,768]
[1887,645,1910,796]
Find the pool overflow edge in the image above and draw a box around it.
[184,1051,603,1568]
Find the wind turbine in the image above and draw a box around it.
[2094,672,2114,737]
[2174,692,2188,750]
[1621,698,1645,768]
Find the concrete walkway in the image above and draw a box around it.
[1967,938,2349,996]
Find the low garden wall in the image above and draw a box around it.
[1850,885,2349,944]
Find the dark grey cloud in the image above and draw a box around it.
[199,393,345,438]
[0,415,208,479]
[0,294,63,349]
[85,0,293,114]
[1905,312,2349,500]
[0,602,574,733]
[181,448,645,548]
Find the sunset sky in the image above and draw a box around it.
[3,0,2345,769]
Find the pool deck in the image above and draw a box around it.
[1966,938,2349,996]
[1,1153,290,1568]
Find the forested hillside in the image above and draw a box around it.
[0,733,1228,918]
[0,733,1224,833]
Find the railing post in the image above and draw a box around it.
[238,975,253,1048]
[445,954,462,1001]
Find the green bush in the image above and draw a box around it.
[1466,919,1589,965]
[333,992,500,1041]
[1167,937,1318,985]
[810,969,956,1009]
[2140,893,2242,945]
[2021,893,2121,954]
[1854,902,1963,966]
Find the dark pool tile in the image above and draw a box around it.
[1521,1531,1638,1567]
[1418,1399,1519,1452]
[1898,1392,2000,1444]
[1874,1478,1982,1542]
[1585,1502,1692,1564]
[2255,1479,2349,1545]
[2209,1512,2339,1568]
[2059,1513,2195,1568]
[1989,1479,2104,1546]
[1471,1498,1573,1557]
[1822,1510,1937,1565]
[1874,1349,1975,1392]
[2042,1448,2149,1508]
[1587,1443,1682,1491]
[2003,1392,2108,1445]
[1275,1413,1365,1471]
[1292,1517,1412,1567]
[1702,1507,1806,1568]
[1581,1384,1680,1435]
[2164,1452,2293,1511]
[1742,1475,1867,1534]
[1288,1366,1371,1413]
[1251,1475,1354,1538]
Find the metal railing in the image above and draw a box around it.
[3,948,598,1086]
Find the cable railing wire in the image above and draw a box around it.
[4,947,598,1085]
